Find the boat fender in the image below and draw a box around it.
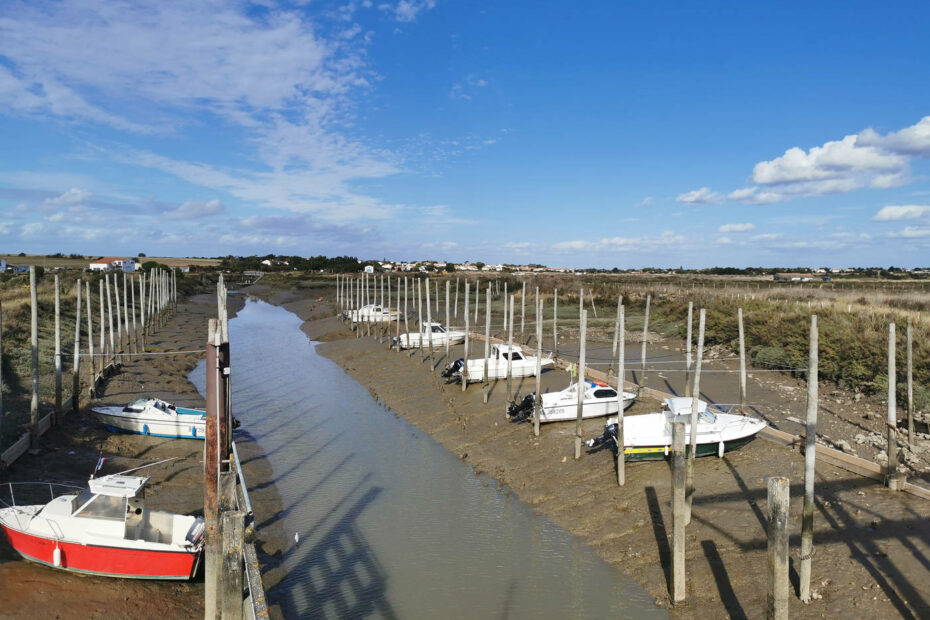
[53,545,61,567]
[664,445,669,457]
[192,426,197,438]
[718,440,725,459]
[143,424,149,435]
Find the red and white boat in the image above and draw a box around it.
[0,473,204,579]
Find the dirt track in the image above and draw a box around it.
[255,283,930,619]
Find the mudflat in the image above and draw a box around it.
[258,283,930,619]
[0,293,242,619]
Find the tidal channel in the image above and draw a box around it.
[194,298,664,618]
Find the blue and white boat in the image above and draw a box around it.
[91,398,206,439]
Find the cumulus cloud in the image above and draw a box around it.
[872,205,930,221]
[751,135,907,186]
[858,116,930,156]
[726,186,781,205]
[888,226,930,238]
[718,222,755,233]
[676,187,722,205]
[750,233,783,241]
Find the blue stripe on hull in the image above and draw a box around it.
[102,424,205,440]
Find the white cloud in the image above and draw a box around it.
[858,116,930,156]
[554,231,686,252]
[164,199,225,219]
[637,196,654,208]
[449,74,488,100]
[504,242,530,249]
[750,233,783,241]
[44,188,91,205]
[382,0,438,22]
[716,236,733,245]
[888,226,930,238]
[676,187,722,205]
[726,186,781,204]
[872,205,930,221]
[718,222,755,233]
[751,135,907,187]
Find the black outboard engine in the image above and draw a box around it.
[507,394,536,422]
[586,422,618,451]
[441,358,464,379]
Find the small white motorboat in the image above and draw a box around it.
[507,379,638,423]
[393,322,466,349]
[345,304,397,323]
[0,469,204,579]
[91,397,206,439]
[587,397,767,461]
[444,344,554,383]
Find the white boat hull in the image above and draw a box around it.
[91,406,206,439]
[462,357,554,383]
[397,331,466,349]
[538,390,637,423]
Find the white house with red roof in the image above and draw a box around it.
[89,257,136,272]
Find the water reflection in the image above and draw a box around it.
[193,299,663,619]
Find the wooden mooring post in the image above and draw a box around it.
[767,476,789,620]
[887,322,902,488]
[72,280,82,413]
[483,284,491,403]
[205,320,222,620]
[800,315,818,603]
[426,278,434,370]
[553,288,558,356]
[462,282,470,391]
[0,300,3,449]
[30,266,39,441]
[445,280,450,358]
[907,317,913,449]
[609,295,621,378]
[221,510,246,620]
[86,282,95,380]
[738,307,747,413]
[574,309,587,460]
[617,304,626,486]
[686,308,706,523]
[671,421,686,603]
[506,295,514,401]
[534,297,542,436]
[54,275,62,421]
[520,281,526,342]
[685,302,693,396]
[640,294,650,386]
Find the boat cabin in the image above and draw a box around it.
[491,344,526,361]
[664,397,717,425]
[421,322,448,334]
[36,475,202,547]
[123,398,173,414]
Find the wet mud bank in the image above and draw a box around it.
[261,287,930,619]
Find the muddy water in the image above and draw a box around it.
[193,299,662,619]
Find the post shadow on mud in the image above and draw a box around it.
[682,473,930,620]
[269,485,397,619]
[643,487,671,592]
[701,539,747,620]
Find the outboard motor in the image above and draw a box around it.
[586,422,619,451]
[441,358,465,379]
[507,394,536,422]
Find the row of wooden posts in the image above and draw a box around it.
[335,273,917,616]
[0,266,176,463]
[203,276,266,620]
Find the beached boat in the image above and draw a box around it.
[393,322,466,349]
[507,379,638,423]
[345,304,397,323]
[443,344,554,383]
[91,397,206,439]
[586,397,766,461]
[0,473,204,579]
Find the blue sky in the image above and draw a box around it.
[2,1,930,268]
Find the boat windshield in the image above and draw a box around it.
[73,490,127,521]
[593,389,617,399]
[123,398,149,412]
[431,326,445,333]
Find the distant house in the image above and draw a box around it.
[90,257,135,272]
[12,265,29,274]
[773,272,813,282]
[364,265,375,274]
